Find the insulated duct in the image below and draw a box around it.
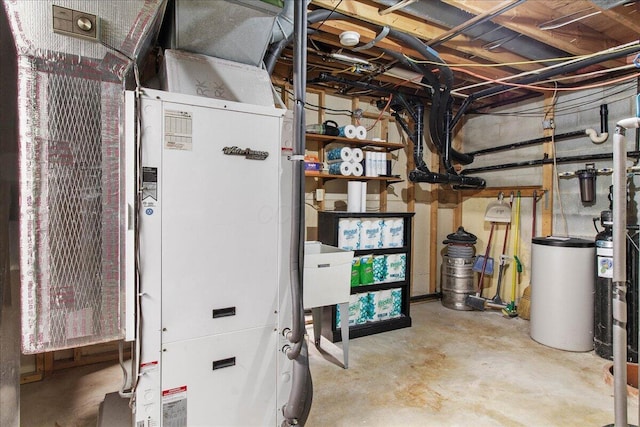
[172,0,282,67]
[3,0,167,353]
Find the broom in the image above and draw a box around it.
[517,285,531,320]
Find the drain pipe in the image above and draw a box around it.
[610,116,640,427]
[586,104,609,144]
[281,1,312,425]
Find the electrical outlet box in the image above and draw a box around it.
[52,5,100,42]
[542,119,555,130]
[315,189,325,202]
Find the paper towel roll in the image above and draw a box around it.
[351,148,364,162]
[355,125,367,140]
[360,181,367,213]
[329,162,353,176]
[377,152,386,176]
[326,146,352,162]
[341,124,357,139]
[351,162,364,177]
[365,151,375,177]
[347,181,362,212]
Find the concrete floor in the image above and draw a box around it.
[20,300,639,426]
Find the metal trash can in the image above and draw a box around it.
[530,236,595,351]
[441,227,477,311]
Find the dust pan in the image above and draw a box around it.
[484,197,512,223]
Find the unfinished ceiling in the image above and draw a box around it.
[270,0,640,112]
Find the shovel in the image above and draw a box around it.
[472,194,512,275]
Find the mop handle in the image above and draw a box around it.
[510,192,521,302]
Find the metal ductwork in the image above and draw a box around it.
[3,0,167,353]
[171,0,288,67]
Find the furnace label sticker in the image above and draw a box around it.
[164,110,193,151]
[162,385,187,426]
[142,167,158,208]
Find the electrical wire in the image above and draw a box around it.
[451,66,640,92]
[547,84,569,237]
[366,94,393,131]
[403,43,637,68]
[472,82,637,118]
[313,0,343,32]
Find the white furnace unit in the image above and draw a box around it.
[124,88,295,426]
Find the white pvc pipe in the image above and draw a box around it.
[611,117,640,427]
[612,125,628,427]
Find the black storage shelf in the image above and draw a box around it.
[321,313,412,342]
[317,211,414,343]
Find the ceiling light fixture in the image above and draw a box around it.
[339,31,360,46]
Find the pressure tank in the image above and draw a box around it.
[594,210,638,363]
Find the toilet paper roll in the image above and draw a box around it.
[360,181,367,213]
[351,148,364,162]
[347,181,362,212]
[355,125,367,140]
[326,146,353,162]
[329,161,353,176]
[340,124,357,139]
[351,162,364,177]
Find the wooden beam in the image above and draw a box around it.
[310,0,541,72]
[441,0,628,69]
[460,186,546,199]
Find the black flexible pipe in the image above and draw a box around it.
[601,104,609,134]
[266,8,476,167]
[443,103,455,174]
[460,151,640,174]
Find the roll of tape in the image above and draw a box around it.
[355,125,367,140]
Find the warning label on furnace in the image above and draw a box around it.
[162,386,187,427]
[165,110,193,151]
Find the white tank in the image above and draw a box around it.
[530,236,595,351]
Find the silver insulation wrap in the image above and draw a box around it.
[3,0,166,353]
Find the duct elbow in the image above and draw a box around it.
[585,128,608,144]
